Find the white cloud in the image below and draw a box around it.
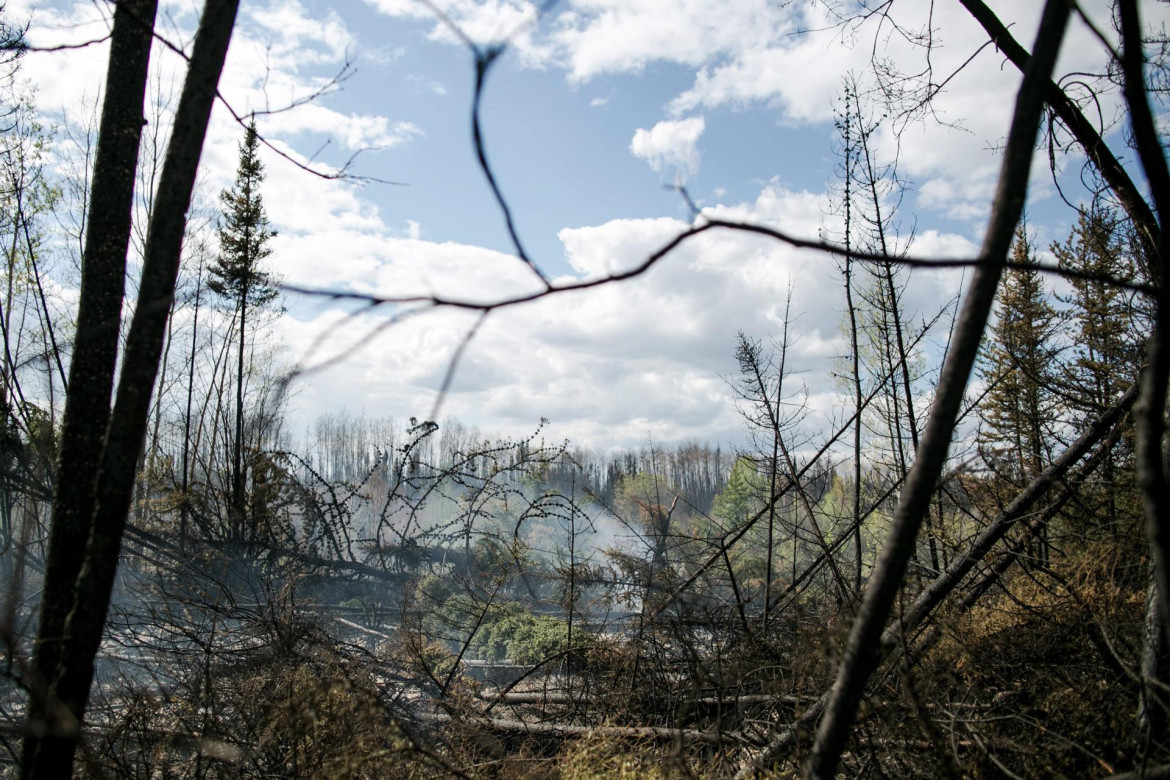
[273,176,973,450]
[359,0,1168,228]
[365,0,551,65]
[629,116,705,180]
[247,0,353,68]
[19,0,1102,453]
[405,73,448,96]
[259,105,423,151]
[549,0,785,82]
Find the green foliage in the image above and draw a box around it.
[615,470,678,571]
[209,118,279,311]
[1052,206,1143,416]
[414,571,454,606]
[712,456,764,525]
[472,535,514,579]
[615,471,673,519]
[426,591,570,663]
[978,226,1058,481]
[473,601,570,663]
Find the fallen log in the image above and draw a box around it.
[418,712,725,745]
[478,691,801,707]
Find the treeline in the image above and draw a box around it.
[305,410,734,516]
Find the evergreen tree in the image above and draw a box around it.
[210,118,279,547]
[1053,206,1142,417]
[1052,205,1143,533]
[978,226,1058,484]
[712,456,764,526]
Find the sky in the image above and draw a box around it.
[9,0,1165,453]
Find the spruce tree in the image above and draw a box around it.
[1053,206,1142,417]
[978,226,1058,484]
[210,118,279,547]
[1052,205,1142,533]
[713,456,763,525]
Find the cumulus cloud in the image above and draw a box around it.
[629,116,705,180]
[359,0,1170,228]
[247,0,353,68]
[17,0,1058,452]
[549,0,785,82]
[273,175,973,450]
[365,0,551,65]
[260,106,423,151]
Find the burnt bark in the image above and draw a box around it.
[805,2,1071,776]
[20,1,241,776]
[21,1,158,774]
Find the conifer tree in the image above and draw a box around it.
[978,226,1058,484]
[210,118,279,547]
[1053,206,1142,417]
[1053,205,1142,533]
[713,455,763,526]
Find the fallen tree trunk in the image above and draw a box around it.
[479,691,802,707]
[419,712,724,745]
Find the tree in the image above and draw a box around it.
[208,117,279,552]
[0,56,62,586]
[805,4,1072,773]
[828,79,944,587]
[712,455,763,528]
[615,467,678,578]
[21,1,241,775]
[833,81,866,593]
[1054,206,1143,420]
[7,1,1170,776]
[1053,206,1143,535]
[978,226,1059,485]
[727,321,851,619]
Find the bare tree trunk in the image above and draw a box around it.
[234,293,246,547]
[1118,0,1170,652]
[1140,571,1169,757]
[21,2,158,774]
[840,108,864,593]
[22,213,68,394]
[765,397,780,627]
[805,3,1070,775]
[141,285,178,527]
[21,1,239,776]
[181,258,204,545]
[199,310,236,536]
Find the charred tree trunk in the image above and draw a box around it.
[21,2,240,776]
[805,3,1071,775]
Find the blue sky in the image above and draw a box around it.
[13,0,1164,452]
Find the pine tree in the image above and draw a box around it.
[713,456,763,525]
[210,118,279,547]
[1052,205,1142,534]
[978,226,1058,485]
[1052,206,1142,418]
